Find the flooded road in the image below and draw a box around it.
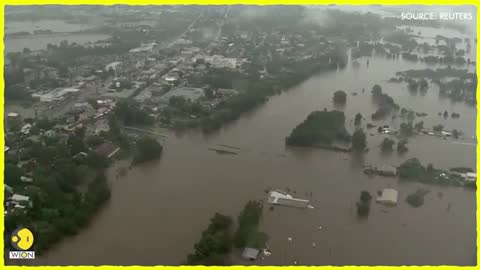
[30,46,477,265]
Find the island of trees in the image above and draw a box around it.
[186,200,266,265]
[285,110,350,148]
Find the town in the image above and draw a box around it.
[3,5,477,266]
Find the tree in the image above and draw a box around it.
[186,213,233,266]
[406,189,429,207]
[426,163,435,174]
[351,129,367,152]
[74,126,86,138]
[433,124,444,132]
[452,129,460,139]
[133,137,163,164]
[400,122,414,137]
[86,135,104,148]
[86,152,109,170]
[204,88,214,99]
[234,200,264,248]
[286,110,350,146]
[84,172,111,212]
[397,139,409,153]
[333,90,347,105]
[360,191,372,203]
[354,113,362,126]
[114,100,154,126]
[380,138,395,152]
[5,164,24,187]
[414,121,424,131]
[357,191,372,217]
[67,135,86,155]
[419,78,428,91]
[443,110,449,118]
[371,84,382,96]
[398,158,426,179]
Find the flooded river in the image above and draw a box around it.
[27,40,477,265]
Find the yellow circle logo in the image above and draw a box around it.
[11,228,34,251]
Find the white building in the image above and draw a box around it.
[44,130,56,137]
[105,61,123,72]
[32,87,80,102]
[20,176,33,183]
[463,172,477,182]
[11,194,30,203]
[20,123,32,135]
[129,43,158,53]
[376,189,398,205]
[5,184,13,193]
[267,190,310,208]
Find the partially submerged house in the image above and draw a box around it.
[377,166,398,177]
[462,172,477,182]
[241,248,260,261]
[267,190,310,208]
[376,189,398,205]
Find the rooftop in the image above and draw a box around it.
[376,189,398,205]
[241,248,260,261]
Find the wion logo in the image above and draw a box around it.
[9,227,35,259]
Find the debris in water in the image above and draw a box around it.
[217,144,241,150]
[208,148,237,155]
[263,249,272,256]
[287,237,293,243]
[317,226,323,230]
[312,242,317,248]
[307,205,315,209]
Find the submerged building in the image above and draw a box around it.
[267,190,310,208]
[376,188,398,205]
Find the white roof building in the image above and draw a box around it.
[12,194,30,202]
[463,172,477,182]
[5,184,13,193]
[32,87,80,102]
[129,42,158,53]
[242,248,260,261]
[267,190,310,208]
[20,176,33,183]
[376,189,398,205]
[105,61,122,72]
[20,123,32,134]
[7,112,19,118]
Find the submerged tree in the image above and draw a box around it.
[333,90,347,105]
[380,138,395,152]
[354,113,363,126]
[352,129,367,152]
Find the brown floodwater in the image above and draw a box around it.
[16,27,477,266]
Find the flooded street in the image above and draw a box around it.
[31,48,476,265]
